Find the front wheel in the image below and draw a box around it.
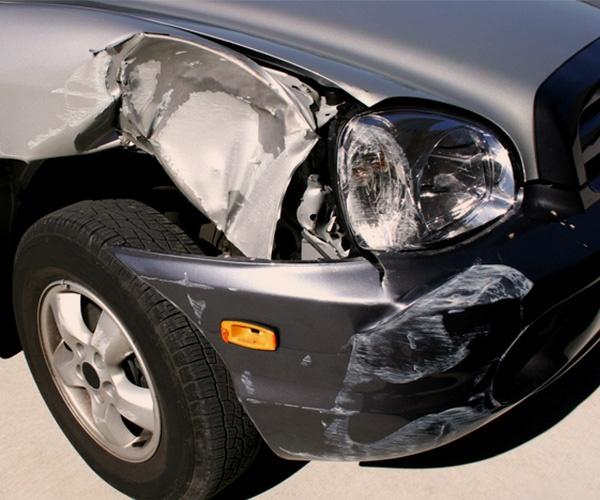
[13,200,260,499]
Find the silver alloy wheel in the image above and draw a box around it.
[38,280,161,462]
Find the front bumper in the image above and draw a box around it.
[114,198,600,461]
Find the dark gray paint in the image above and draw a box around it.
[110,194,600,460]
[113,247,536,460]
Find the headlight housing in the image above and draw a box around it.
[337,110,517,251]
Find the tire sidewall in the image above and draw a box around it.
[14,231,197,499]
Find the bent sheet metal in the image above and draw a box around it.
[3,33,336,258]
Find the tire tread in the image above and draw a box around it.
[18,199,259,499]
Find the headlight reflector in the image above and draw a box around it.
[337,111,516,251]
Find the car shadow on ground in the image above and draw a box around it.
[213,444,308,500]
[362,341,600,469]
[215,342,600,498]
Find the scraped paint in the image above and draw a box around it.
[25,51,116,156]
[343,265,533,386]
[240,370,256,396]
[116,34,332,258]
[273,265,532,460]
[3,32,337,259]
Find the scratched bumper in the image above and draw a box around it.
[113,197,600,461]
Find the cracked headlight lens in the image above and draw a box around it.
[337,110,516,251]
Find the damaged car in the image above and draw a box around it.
[1,1,600,498]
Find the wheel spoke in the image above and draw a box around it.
[92,311,132,365]
[49,292,92,348]
[40,280,160,460]
[91,398,133,446]
[52,341,85,388]
[112,373,155,433]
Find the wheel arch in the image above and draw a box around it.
[1,149,198,358]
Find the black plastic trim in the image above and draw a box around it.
[534,37,600,192]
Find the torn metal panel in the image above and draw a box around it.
[1,27,335,259]
[115,33,334,258]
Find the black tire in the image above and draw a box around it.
[13,199,260,499]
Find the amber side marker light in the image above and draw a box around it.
[220,321,278,351]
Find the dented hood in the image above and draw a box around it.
[65,0,600,178]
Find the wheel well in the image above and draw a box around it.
[14,149,205,239]
[2,148,207,358]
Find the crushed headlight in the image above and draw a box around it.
[337,110,516,251]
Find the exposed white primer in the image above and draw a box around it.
[142,272,214,290]
[187,295,206,323]
[276,265,532,460]
[342,265,533,386]
[26,51,115,154]
[240,370,255,396]
[301,354,313,367]
[117,34,335,258]
[280,405,488,461]
[7,33,338,259]
[50,50,115,127]
[150,90,269,226]
[127,59,161,118]
[27,127,65,150]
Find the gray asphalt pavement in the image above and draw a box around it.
[1,351,599,500]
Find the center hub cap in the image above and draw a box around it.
[82,362,100,389]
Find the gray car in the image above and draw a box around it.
[1,1,600,498]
